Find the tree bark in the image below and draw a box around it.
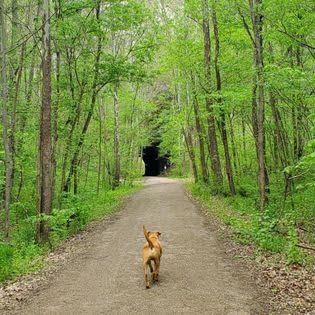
[249,0,267,210]
[37,0,53,243]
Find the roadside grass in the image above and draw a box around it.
[0,183,141,283]
[187,180,315,266]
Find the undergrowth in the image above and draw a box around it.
[187,179,315,266]
[0,183,141,283]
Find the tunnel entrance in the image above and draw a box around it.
[143,145,169,176]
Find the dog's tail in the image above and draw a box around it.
[143,225,154,249]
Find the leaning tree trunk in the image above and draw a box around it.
[0,0,13,240]
[37,0,53,243]
[201,0,223,192]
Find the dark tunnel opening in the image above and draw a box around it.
[142,145,169,176]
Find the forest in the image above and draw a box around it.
[0,0,314,288]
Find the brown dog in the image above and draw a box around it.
[142,225,162,289]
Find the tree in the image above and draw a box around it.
[201,0,223,191]
[37,0,53,243]
[0,0,13,240]
[211,3,236,195]
[249,0,268,210]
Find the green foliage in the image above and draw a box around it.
[0,238,44,282]
[0,244,14,282]
[0,183,140,282]
[286,225,302,265]
[188,181,310,265]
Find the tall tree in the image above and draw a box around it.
[63,1,102,194]
[249,0,268,210]
[201,0,223,191]
[0,0,13,240]
[211,3,236,195]
[37,0,53,243]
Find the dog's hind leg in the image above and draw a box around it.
[143,263,150,289]
[153,259,160,282]
[148,260,153,273]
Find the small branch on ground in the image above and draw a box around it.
[297,244,315,252]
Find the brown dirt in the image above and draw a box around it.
[2,177,269,314]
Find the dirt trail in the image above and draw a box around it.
[7,177,267,314]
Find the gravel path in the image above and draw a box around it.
[7,177,267,314]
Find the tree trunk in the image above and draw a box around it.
[191,74,208,183]
[212,4,235,195]
[37,0,53,243]
[0,0,13,240]
[229,113,238,173]
[294,46,304,160]
[97,104,102,193]
[61,86,85,193]
[183,128,198,183]
[63,3,102,193]
[113,83,121,188]
[8,0,22,193]
[52,0,61,200]
[241,114,247,170]
[201,0,223,191]
[249,0,267,210]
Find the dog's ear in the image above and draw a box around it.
[157,231,161,237]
